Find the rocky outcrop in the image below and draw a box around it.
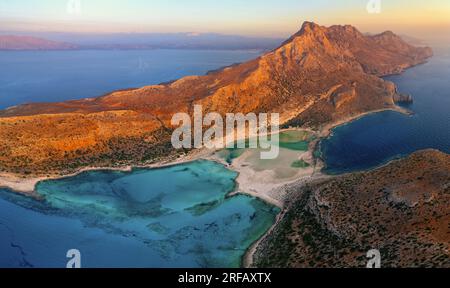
[393,93,413,104]
[0,22,433,176]
[330,84,357,109]
[254,149,450,268]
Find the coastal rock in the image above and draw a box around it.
[393,93,414,103]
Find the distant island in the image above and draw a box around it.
[0,33,282,51]
[0,35,78,50]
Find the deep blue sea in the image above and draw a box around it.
[321,46,450,174]
[0,49,260,109]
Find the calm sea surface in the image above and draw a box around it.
[0,49,260,109]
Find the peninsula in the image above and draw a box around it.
[0,22,433,186]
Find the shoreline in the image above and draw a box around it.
[240,104,412,267]
[242,206,287,268]
[0,104,413,269]
[0,147,212,194]
[318,105,411,139]
[0,125,317,195]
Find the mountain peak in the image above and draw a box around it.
[300,21,322,32]
[283,22,364,47]
[379,30,396,37]
[276,21,326,49]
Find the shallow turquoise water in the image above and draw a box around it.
[217,130,312,164]
[0,160,278,268]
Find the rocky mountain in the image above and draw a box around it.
[0,22,433,176]
[253,149,450,268]
[0,35,78,50]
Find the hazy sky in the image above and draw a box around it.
[0,0,449,40]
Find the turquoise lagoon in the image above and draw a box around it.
[217,130,314,179]
[0,160,278,268]
[0,48,278,268]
